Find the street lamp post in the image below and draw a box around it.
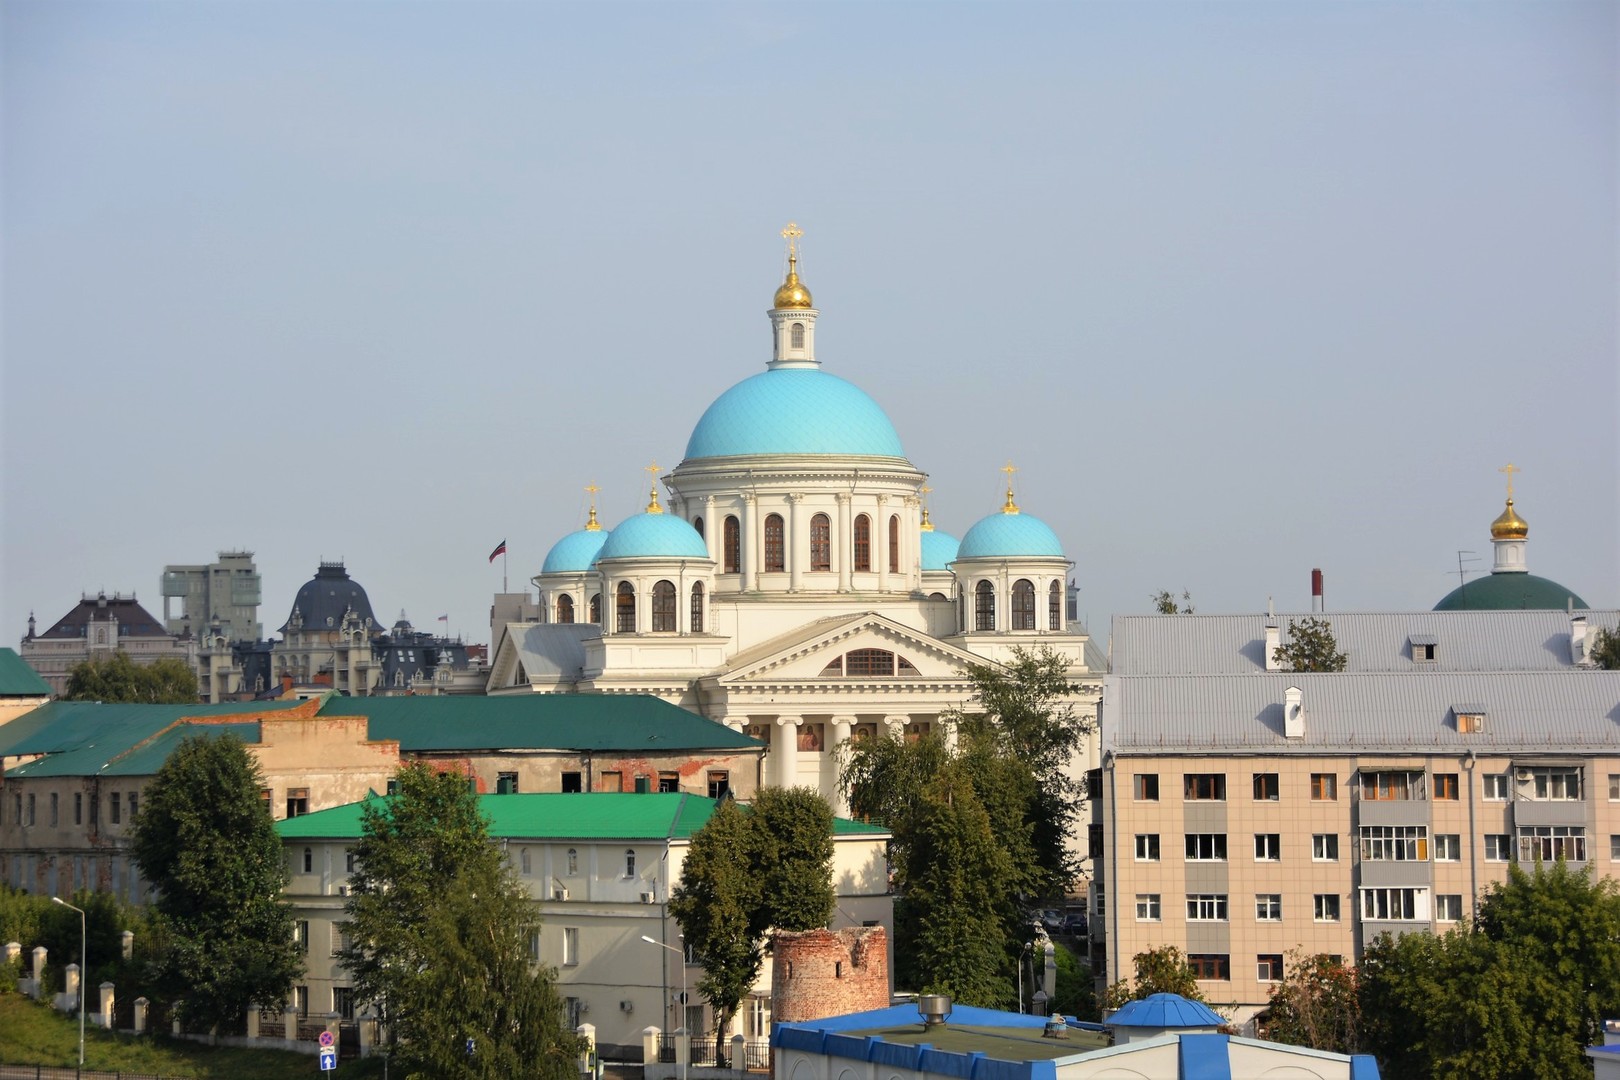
[640,934,687,1080]
[52,897,86,1068]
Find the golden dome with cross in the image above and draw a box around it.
[773,222,814,309]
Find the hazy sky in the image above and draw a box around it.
[3,0,1615,653]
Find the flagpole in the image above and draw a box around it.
[503,548,508,594]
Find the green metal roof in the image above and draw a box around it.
[0,649,51,697]
[276,792,889,842]
[318,694,764,753]
[1435,572,1588,611]
[1,698,306,778]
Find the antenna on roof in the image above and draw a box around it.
[1454,550,1480,590]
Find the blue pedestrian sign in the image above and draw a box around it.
[319,1047,337,1072]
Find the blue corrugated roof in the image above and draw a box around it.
[542,528,608,574]
[1106,993,1225,1030]
[597,513,708,561]
[956,512,1064,560]
[684,368,907,460]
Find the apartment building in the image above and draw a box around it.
[1095,608,1620,1025]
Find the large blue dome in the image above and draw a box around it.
[597,514,710,561]
[956,512,1065,560]
[684,368,906,460]
[920,529,960,571]
[541,529,608,575]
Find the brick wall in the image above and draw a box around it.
[771,926,888,1023]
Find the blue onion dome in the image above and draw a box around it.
[597,513,710,561]
[920,529,960,571]
[684,368,906,460]
[956,511,1065,560]
[541,529,608,575]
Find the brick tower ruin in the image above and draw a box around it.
[770,925,890,1023]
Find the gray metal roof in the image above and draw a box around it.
[509,623,596,682]
[1101,670,1620,755]
[1109,610,1620,676]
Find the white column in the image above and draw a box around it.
[941,715,958,752]
[883,715,908,741]
[787,493,804,593]
[875,495,890,592]
[773,716,802,788]
[836,494,852,593]
[705,496,719,564]
[743,496,759,592]
[829,717,855,816]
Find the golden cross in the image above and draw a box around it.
[644,463,663,513]
[1001,462,1019,514]
[781,222,804,260]
[1498,462,1519,499]
[583,481,601,530]
[1001,461,1018,486]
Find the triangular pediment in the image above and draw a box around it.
[713,612,990,686]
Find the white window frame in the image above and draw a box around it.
[1433,834,1461,862]
[1255,894,1282,921]
[1484,834,1511,861]
[1254,833,1280,861]
[1483,773,1509,801]
[1134,894,1161,921]
[1517,825,1586,862]
[1312,833,1339,861]
[1435,894,1463,922]
[1360,825,1429,862]
[1313,894,1340,922]
[1186,894,1228,921]
[1185,833,1227,862]
[562,927,580,967]
[1134,834,1160,861]
[1360,887,1428,922]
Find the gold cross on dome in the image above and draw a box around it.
[1001,461,1020,514]
[781,222,804,259]
[584,482,601,530]
[644,463,663,514]
[1498,462,1519,499]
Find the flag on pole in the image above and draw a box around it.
[437,614,449,622]
[488,540,507,563]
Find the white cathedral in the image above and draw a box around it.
[488,227,1104,811]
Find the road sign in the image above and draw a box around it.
[319,1031,335,1048]
[318,1047,337,1072]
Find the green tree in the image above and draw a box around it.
[1050,940,1098,1021]
[1151,590,1195,614]
[1102,946,1206,1012]
[130,733,301,1033]
[668,798,762,1054]
[63,651,198,703]
[749,786,835,931]
[1272,616,1348,673]
[1264,951,1360,1054]
[341,763,580,1079]
[1590,625,1620,669]
[670,786,836,1053]
[893,767,1015,1007]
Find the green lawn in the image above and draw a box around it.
[0,993,383,1079]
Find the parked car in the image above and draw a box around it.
[1040,909,1065,932]
[1060,913,1088,936]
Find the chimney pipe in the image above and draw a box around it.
[1311,569,1324,613]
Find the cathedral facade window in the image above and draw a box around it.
[690,582,704,632]
[1012,579,1036,630]
[589,593,602,625]
[764,514,785,572]
[723,516,741,573]
[557,593,575,624]
[889,515,900,573]
[1049,581,1062,630]
[652,580,677,632]
[790,322,805,348]
[854,515,872,571]
[975,580,996,631]
[810,513,831,571]
[616,582,635,633]
[693,516,704,540]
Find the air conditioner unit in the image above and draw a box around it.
[640,891,656,904]
[553,887,569,902]
[1515,768,1535,781]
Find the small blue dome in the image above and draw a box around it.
[597,514,709,561]
[956,512,1065,560]
[685,368,906,460]
[919,530,960,571]
[1106,993,1225,1030]
[541,529,608,575]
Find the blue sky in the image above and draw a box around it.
[3,0,1614,650]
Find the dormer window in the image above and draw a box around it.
[1453,706,1486,734]
[1410,634,1438,663]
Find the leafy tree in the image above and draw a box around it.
[1151,590,1195,614]
[893,767,1015,1007]
[1264,951,1359,1054]
[341,763,580,1079]
[1050,940,1098,1021]
[63,651,198,703]
[130,733,301,1033]
[1590,625,1620,669]
[670,786,836,1054]
[668,798,761,1052]
[1102,946,1206,1012]
[749,786,835,931]
[1272,616,1348,673]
